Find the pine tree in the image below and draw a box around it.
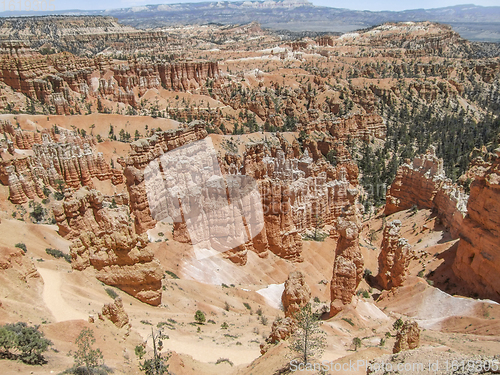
[289,304,326,364]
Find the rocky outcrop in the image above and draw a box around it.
[393,321,420,354]
[0,127,118,204]
[377,220,413,290]
[54,187,163,306]
[326,114,386,141]
[123,123,360,266]
[100,297,129,328]
[0,43,219,113]
[0,245,40,282]
[241,141,360,262]
[119,121,208,234]
[281,271,311,318]
[260,316,296,355]
[385,148,468,238]
[260,271,311,355]
[453,148,500,302]
[328,180,364,316]
[330,215,364,317]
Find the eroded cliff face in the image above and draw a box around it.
[377,220,413,290]
[385,148,468,238]
[453,149,500,302]
[241,138,360,262]
[54,187,163,306]
[118,121,209,235]
[0,122,117,204]
[0,48,219,114]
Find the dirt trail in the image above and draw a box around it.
[37,267,87,322]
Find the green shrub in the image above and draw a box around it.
[165,270,179,279]
[221,322,229,329]
[215,357,233,366]
[243,302,251,310]
[15,243,27,253]
[54,192,64,201]
[352,337,362,351]
[2,322,52,364]
[30,202,44,222]
[393,318,404,331]
[104,288,118,300]
[313,296,320,303]
[342,318,355,326]
[194,310,205,324]
[135,345,145,360]
[45,248,71,263]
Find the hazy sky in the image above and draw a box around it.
[55,0,499,11]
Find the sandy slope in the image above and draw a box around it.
[37,266,88,322]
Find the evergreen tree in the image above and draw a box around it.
[289,304,326,364]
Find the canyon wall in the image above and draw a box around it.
[126,122,361,266]
[385,148,468,238]
[452,148,500,302]
[0,49,219,113]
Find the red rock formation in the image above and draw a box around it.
[101,297,130,328]
[119,121,208,234]
[0,245,40,282]
[0,126,118,204]
[393,321,420,354]
[54,187,163,306]
[259,316,296,355]
[300,114,386,142]
[0,47,219,113]
[385,148,467,238]
[159,61,219,91]
[377,220,413,290]
[453,148,500,302]
[241,141,360,262]
[260,271,311,355]
[316,36,336,47]
[330,215,364,317]
[123,124,360,266]
[281,271,311,318]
